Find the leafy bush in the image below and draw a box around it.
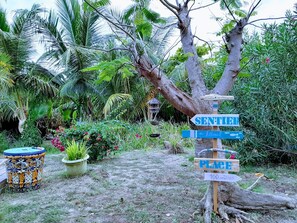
[19,120,43,147]
[0,131,10,153]
[226,19,297,164]
[59,120,127,161]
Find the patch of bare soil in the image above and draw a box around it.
[0,149,296,223]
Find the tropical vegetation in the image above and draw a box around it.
[0,0,296,164]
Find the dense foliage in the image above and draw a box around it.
[0,0,296,165]
[226,17,297,164]
[56,121,126,161]
[0,131,9,153]
[19,120,43,147]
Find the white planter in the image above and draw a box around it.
[62,154,89,176]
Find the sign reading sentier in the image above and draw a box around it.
[190,114,239,127]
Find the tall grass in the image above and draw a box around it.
[117,121,194,151]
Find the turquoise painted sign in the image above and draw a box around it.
[191,114,239,126]
[182,130,243,139]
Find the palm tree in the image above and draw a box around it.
[37,0,105,120]
[81,1,175,120]
[0,5,58,132]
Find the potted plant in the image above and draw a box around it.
[62,140,89,176]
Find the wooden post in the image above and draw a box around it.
[212,100,219,213]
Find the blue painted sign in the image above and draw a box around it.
[195,158,240,172]
[182,130,243,139]
[191,114,239,127]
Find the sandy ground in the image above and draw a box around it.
[0,149,296,223]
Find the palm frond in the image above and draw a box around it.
[0,52,14,88]
[0,8,10,32]
[103,93,132,117]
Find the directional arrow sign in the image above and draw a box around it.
[204,173,241,182]
[191,114,240,127]
[200,94,234,101]
[182,130,244,140]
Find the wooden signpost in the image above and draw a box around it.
[182,94,243,213]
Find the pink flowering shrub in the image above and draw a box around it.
[59,121,126,161]
[51,137,65,151]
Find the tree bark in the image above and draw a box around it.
[135,55,211,117]
[199,182,296,222]
[220,182,296,210]
[213,19,247,95]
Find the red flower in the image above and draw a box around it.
[114,146,119,150]
[84,132,88,135]
[135,134,142,138]
[230,154,236,159]
[265,57,270,64]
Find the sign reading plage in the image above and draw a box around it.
[194,158,240,172]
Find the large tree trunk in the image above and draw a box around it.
[199,182,296,223]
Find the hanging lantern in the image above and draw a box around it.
[147,98,160,121]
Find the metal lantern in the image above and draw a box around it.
[147,98,160,120]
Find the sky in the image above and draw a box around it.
[1,0,296,56]
[2,0,296,36]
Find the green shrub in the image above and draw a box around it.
[17,120,43,147]
[60,120,127,161]
[0,131,10,153]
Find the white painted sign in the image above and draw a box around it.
[200,94,234,101]
[204,173,241,182]
[191,114,239,126]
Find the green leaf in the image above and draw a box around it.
[83,0,110,12]
[136,22,153,38]
[234,9,247,18]
[83,57,136,84]
[142,8,161,23]
[121,67,134,78]
[238,72,251,78]
[222,21,236,33]
[178,52,194,62]
[134,11,144,25]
